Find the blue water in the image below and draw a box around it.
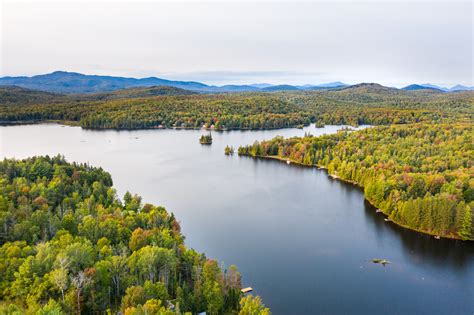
[1,123,472,314]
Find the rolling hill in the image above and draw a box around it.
[0,86,66,105]
[78,85,197,100]
[0,85,197,105]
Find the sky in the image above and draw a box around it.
[0,0,472,87]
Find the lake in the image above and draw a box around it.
[1,123,473,314]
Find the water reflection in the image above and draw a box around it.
[361,200,474,267]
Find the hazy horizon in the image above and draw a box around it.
[1,1,472,88]
[1,69,473,90]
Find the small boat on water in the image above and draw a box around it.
[434,235,441,240]
[372,259,391,266]
[384,218,390,222]
[376,209,383,213]
[286,160,291,165]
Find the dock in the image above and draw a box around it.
[241,287,253,294]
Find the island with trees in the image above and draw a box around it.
[238,123,473,240]
[0,156,270,314]
[199,134,213,145]
[225,146,235,155]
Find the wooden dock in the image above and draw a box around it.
[241,287,253,294]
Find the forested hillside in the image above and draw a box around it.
[76,86,197,101]
[238,124,473,240]
[0,86,66,105]
[0,85,472,130]
[0,156,269,314]
[0,92,313,130]
[280,85,473,126]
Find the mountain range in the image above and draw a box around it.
[0,71,472,94]
[402,83,474,92]
[0,71,348,94]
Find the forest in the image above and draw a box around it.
[238,123,473,240]
[0,84,472,315]
[0,85,472,130]
[0,156,270,314]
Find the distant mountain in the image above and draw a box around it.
[401,84,443,92]
[0,71,209,94]
[318,83,414,104]
[0,71,305,94]
[217,85,261,92]
[419,83,473,92]
[419,84,448,91]
[255,82,348,91]
[339,83,398,92]
[449,84,474,91]
[261,84,301,92]
[1,71,470,94]
[315,82,348,88]
[249,83,274,88]
[305,82,348,90]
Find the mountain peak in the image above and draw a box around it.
[401,84,443,92]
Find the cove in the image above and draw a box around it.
[1,123,473,314]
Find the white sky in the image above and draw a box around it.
[1,0,472,87]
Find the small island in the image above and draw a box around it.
[199,133,213,144]
[225,145,235,155]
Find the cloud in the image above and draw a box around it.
[1,1,472,87]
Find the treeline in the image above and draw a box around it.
[1,85,472,130]
[0,93,313,130]
[238,123,473,240]
[277,86,473,127]
[0,156,269,314]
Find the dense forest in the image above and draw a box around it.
[0,156,270,314]
[1,85,472,130]
[238,123,473,240]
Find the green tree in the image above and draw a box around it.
[239,295,270,315]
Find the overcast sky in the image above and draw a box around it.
[1,0,472,87]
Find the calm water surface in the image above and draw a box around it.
[1,124,473,315]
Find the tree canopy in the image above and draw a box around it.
[1,86,472,130]
[0,156,267,314]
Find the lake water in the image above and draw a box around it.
[1,123,473,314]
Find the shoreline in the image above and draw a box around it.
[244,154,465,241]
[0,120,314,131]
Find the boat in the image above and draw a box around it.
[286,160,290,165]
[434,235,441,239]
[376,209,383,213]
[384,218,390,222]
[371,259,391,266]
